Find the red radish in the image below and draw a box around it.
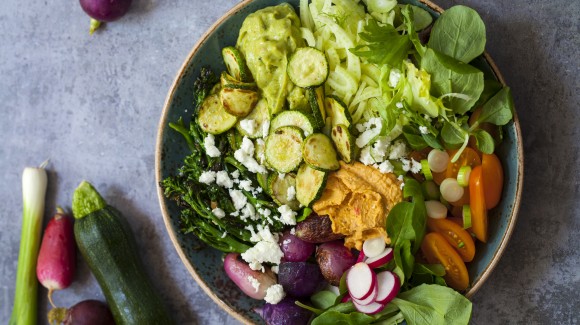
[365,247,394,269]
[223,253,276,300]
[356,249,366,263]
[375,271,401,304]
[352,300,386,314]
[362,237,386,259]
[346,262,376,300]
[351,284,377,306]
[36,208,76,307]
[340,294,351,303]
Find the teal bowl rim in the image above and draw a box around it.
[155,0,524,323]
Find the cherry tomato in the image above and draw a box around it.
[449,187,470,207]
[469,166,488,242]
[432,148,481,185]
[481,153,504,209]
[421,232,469,291]
[427,218,476,262]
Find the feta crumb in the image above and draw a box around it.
[247,275,261,293]
[401,158,411,172]
[258,208,272,218]
[239,179,254,192]
[389,68,402,88]
[410,159,422,174]
[419,126,429,134]
[204,134,221,157]
[271,265,279,274]
[377,160,395,174]
[234,137,267,174]
[286,186,296,202]
[395,102,404,109]
[240,119,258,136]
[241,241,284,271]
[198,171,216,184]
[262,120,270,138]
[290,227,296,235]
[229,189,247,211]
[231,170,240,179]
[241,203,257,221]
[371,136,391,163]
[215,171,233,188]
[355,117,382,148]
[355,123,366,133]
[389,140,407,160]
[264,284,286,304]
[212,208,225,219]
[277,205,297,225]
[359,146,375,166]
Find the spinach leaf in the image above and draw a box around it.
[350,20,411,67]
[475,79,503,107]
[473,129,495,154]
[421,49,484,114]
[311,290,338,310]
[428,5,486,63]
[391,284,472,325]
[401,5,426,58]
[403,129,429,150]
[475,87,514,126]
[311,310,374,325]
[409,5,433,31]
[441,121,467,145]
[422,133,444,150]
[413,263,446,276]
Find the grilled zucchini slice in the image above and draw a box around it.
[307,86,326,129]
[288,47,329,88]
[220,87,259,117]
[325,95,352,129]
[268,173,300,210]
[331,124,355,163]
[302,133,340,171]
[198,93,237,134]
[265,126,304,173]
[270,110,315,136]
[296,163,328,207]
[222,46,252,82]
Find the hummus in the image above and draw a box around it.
[313,162,403,250]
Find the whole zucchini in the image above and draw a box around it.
[72,181,173,324]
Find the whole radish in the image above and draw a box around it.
[79,0,132,34]
[48,300,115,325]
[36,207,76,307]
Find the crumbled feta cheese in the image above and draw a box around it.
[401,158,411,172]
[212,208,225,219]
[234,137,267,174]
[231,170,240,179]
[371,136,391,163]
[238,179,254,192]
[410,159,422,174]
[241,241,284,271]
[397,175,405,190]
[277,205,297,225]
[264,284,286,304]
[377,160,395,174]
[419,126,429,135]
[271,265,279,274]
[198,171,216,184]
[229,189,247,211]
[240,119,258,136]
[286,186,296,202]
[262,120,270,138]
[247,275,261,293]
[359,146,375,166]
[355,123,366,133]
[216,171,234,189]
[389,68,402,88]
[290,227,296,235]
[389,140,407,160]
[241,203,257,221]
[395,102,404,109]
[258,208,272,218]
[356,118,382,148]
[204,134,221,157]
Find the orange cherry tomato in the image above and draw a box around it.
[481,153,504,209]
[432,148,482,185]
[469,166,488,242]
[427,218,476,262]
[421,232,469,291]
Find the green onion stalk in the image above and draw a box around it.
[10,162,48,325]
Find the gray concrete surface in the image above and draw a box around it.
[1,0,578,324]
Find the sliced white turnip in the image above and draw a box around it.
[374,270,401,304]
[352,300,386,315]
[351,284,377,306]
[346,262,376,300]
[365,247,394,269]
[428,149,449,173]
[440,178,464,203]
[362,236,386,259]
[425,200,448,219]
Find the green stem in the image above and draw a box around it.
[89,18,101,35]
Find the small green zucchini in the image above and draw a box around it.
[72,181,174,325]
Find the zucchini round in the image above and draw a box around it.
[265,126,304,173]
[267,173,300,210]
[296,163,328,207]
[331,124,355,163]
[270,110,315,136]
[197,92,237,134]
[222,46,252,82]
[302,133,340,171]
[287,47,329,88]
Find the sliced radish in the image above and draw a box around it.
[341,294,352,303]
[375,271,401,304]
[351,284,377,306]
[356,249,366,263]
[362,236,386,259]
[425,200,448,219]
[346,262,376,300]
[352,300,386,315]
[365,247,394,269]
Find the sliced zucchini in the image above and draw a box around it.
[270,110,315,136]
[197,93,237,134]
[265,126,304,173]
[220,72,256,90]
[302,133,340,171]
[296,163,328,207]
[308,86,326,129]
[220,87,259,117]
[267,173,300,210]
[222,46,252,82]
[236,98,270,138]
[331,124,355,163]
[325,95,352,129]
[288,47,329,88]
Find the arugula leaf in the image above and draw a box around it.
[475,87,514,126]
[350,19,411,67]
[428,5,486,63]
[391,284,472,325]
[473,129,495,154]
[421,49,484,114]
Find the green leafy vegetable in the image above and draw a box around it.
[428,5,486,63]
[473,129,495,154]
[311,290,337,310]
[350,19,411,67]
[473,87,514,126]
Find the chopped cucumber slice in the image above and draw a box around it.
[265,126,304,173]
[288,47,329,88]
[220,87,259,117]
[325,95,352,129]
[302,133,340,171]
[198,92,237,134]
[222,46,252,82]
[296,163,328,207]
[268,173,300,210]
[331,124,355,163]
[308,86,326,129]
[270,110,315,136]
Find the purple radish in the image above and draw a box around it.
[346,262,376,300]
[36,208,76,307]
[365,247,394,269]
[279,231,315,262]
[223,253,276,300]
[79,0,132,34]
[48,300,115,325]
[375,271,400,304]
[316,240,357,286]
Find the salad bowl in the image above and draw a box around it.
[155,0,524,323]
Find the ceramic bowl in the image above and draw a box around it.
[155,0,524,323]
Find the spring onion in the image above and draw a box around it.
[427,149,449,173]
[421,159,433,180]
[440,178,464,203]
[462,205,472,229]
[10,162,48,325]
[457,166,472,187]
